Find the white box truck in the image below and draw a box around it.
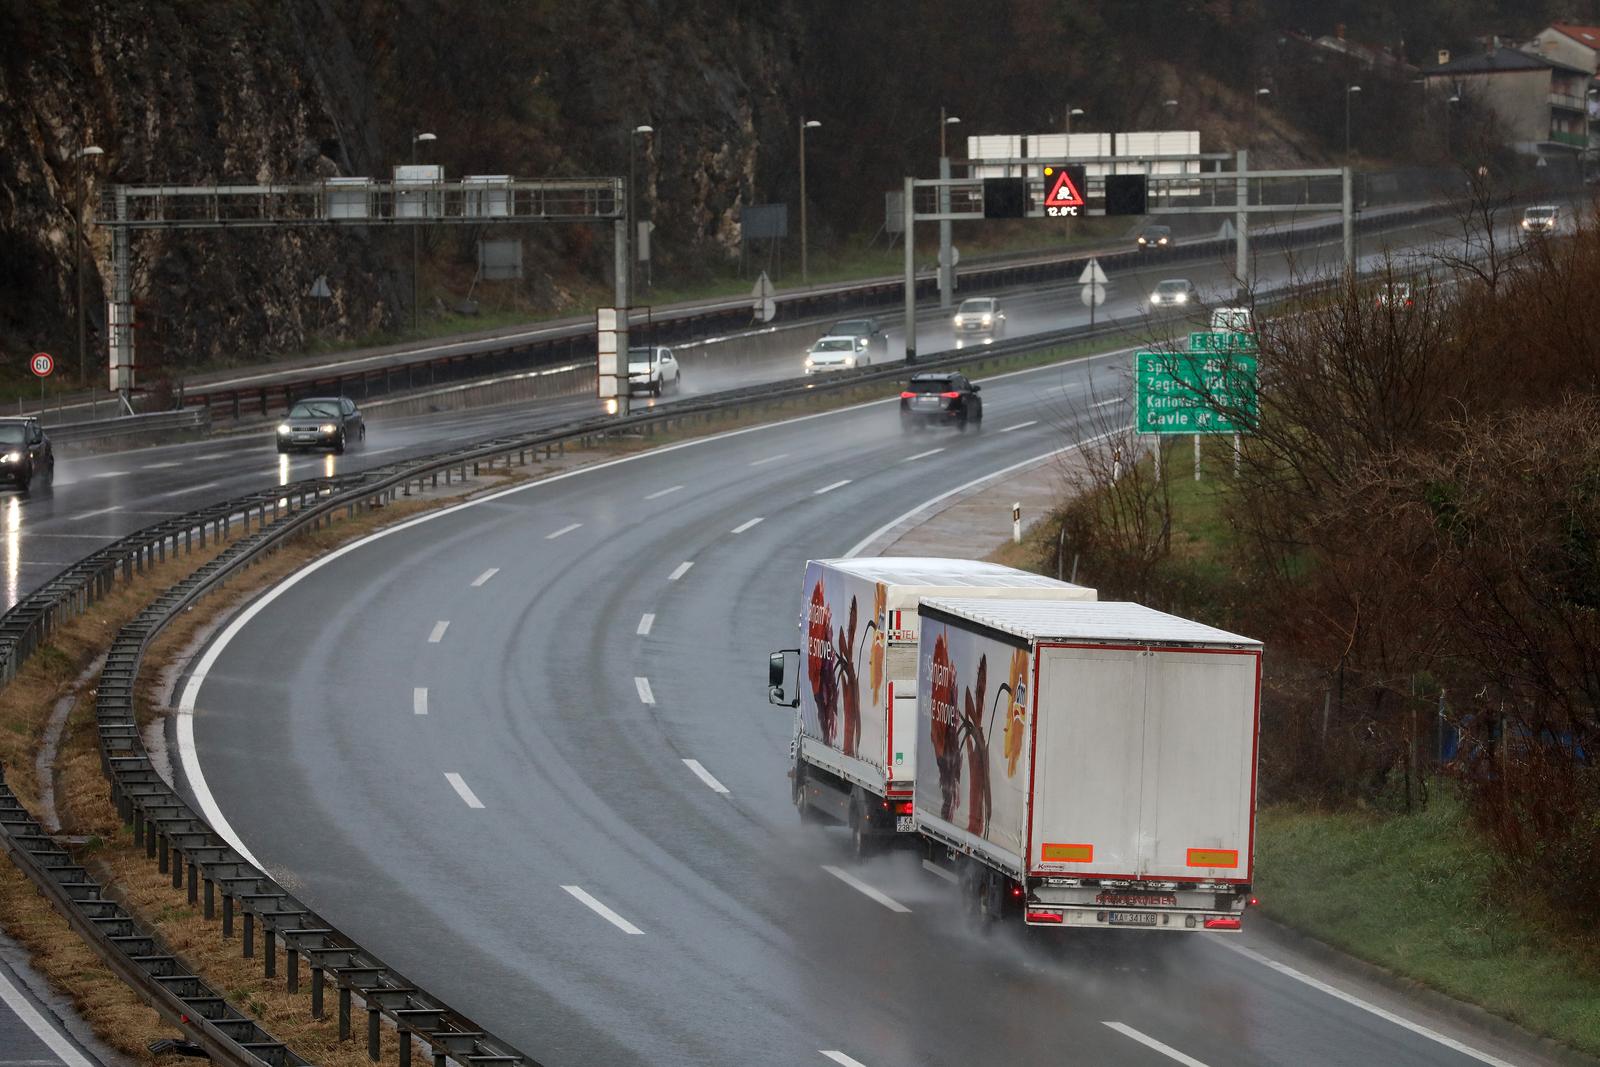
[767,558,1094,856]
[913,597,1261,933]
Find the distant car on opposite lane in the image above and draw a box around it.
[1149,278,1198,310]
[1136,224,1173,251]
[827,317,886,354]
[952,297,1005,343]
[805,334,870,375]
[1521,205,1558,234]
[1209,306,1253,333]
[277,397,364,454]
[899,371,983,432]
[1376,282,1414,309]
[0,418,53,491]
[627,346,681,396]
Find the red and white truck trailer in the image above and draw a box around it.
[913,597,1262,933]
[767,558,1095,856]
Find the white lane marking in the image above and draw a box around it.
[443,772,485,808]
[174,349,1141,876]
[89,471,125,479]
[730,516,764,534]
[635,677,655,705]
[1093,397,1127,408]
[819,1052,870,1067]
[900,448,945,462]
[545,522,582,540]
[0,962,97,1067]
[561,885,644,935]
[846,431,1120,558]
[141,461,182,469]
[637,613,655,635]
[1218,942,1520,1067]
[667,561,693,581]
[157,480,221,497]
[193,451,236,461]
[682,759,730,794]
[471,567,499,587]
[822,865,911,913]
[73,505,123,519]
[814,479,852,495]
[428,620,450,643]
[645,484,684,500]
[413,687,428,716]
[998,420,1039,433]
[1101,1022,1211,1067]
[749,453,789,466]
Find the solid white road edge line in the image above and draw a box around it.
[1101,1022,1212,1067]
[645,484,684,500]
[0,963,97,1067]
[900,448,945,462]
[635,677,655,705]
[819,1053,870,1067]
[637,613,655,635]
[1218,942,1520,1067]
[561,885,644,935]
[682,758,730,794]
[998,420,1038,433]
[730,516,764,534]
[427,620,450,643]
[545,522,582,540]
[844,428,1122,558]
[667,561,693,581]
[471,567,499,587]
[174,344,1138,880]
[413,687,428,716]
[814,479,851,495]
[443,772,485,809]
[822,865,911,913]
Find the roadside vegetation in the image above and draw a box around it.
[1007,186,1600,1054]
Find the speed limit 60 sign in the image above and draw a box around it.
[30,352,53,377]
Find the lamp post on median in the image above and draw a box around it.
[1253,87,1271,145]
[629,124,654,298]
[799,118,821,284]
[1344,85,1362,162]
[73,144,104,386]
[939,108,961,308]
[1065,106,1085,137]
[410,131,436,332]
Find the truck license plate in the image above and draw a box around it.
[895,816,915,832]
[1108,911,1157,926]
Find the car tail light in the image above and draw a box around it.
[895,801,913,814]
[941,391,961,399]
[1010,884,1023,898]
[1204,917,1242,930]
[1249,896,1260,907]
[900,391,916,399]
[1026,910,1063,924]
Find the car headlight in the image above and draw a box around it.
[320,423,337,434]
[844,356,856,367]
[277,424,291,435]
[804,356,814,367]
[0,452,18,464]
[981,314,993,325]
[1158,236,1169,245]
[1151,291,1162,302]
[1522,220,1532,229]
[1174,293,1188,303]
[1138,236,1147,244]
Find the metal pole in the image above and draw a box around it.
[1194,433,1201,481]
[903,176,916,363]
[76,161,86,384]
[1342,165,1354,274]
[111,186,133,411]
[799,119,808,285]
[411,135,419,333]
[938,156,953,309]
[1235,149,1248,287]
[1345,87,1352,162]
[614,216,630,416]
[628,129,636,300]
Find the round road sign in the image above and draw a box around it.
[30,352,53,377]
[1080,283,1106,308]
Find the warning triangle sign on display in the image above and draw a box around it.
[1044,167,1086,209]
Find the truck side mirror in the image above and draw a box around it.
[768,650,800,708]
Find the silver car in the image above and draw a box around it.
[952,297,1005,340]
[1149,278,1198,309]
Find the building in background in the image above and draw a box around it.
[1423,47,1591,161]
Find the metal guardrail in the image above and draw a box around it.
[44,407,210,445]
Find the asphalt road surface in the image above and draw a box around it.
[178,223,1554,1066]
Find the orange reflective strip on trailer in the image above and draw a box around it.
[1041,842,1094,863]
[1187,847,1240,869]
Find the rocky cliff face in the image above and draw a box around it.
[0,0,800,379]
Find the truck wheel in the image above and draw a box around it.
[794,759,821,825]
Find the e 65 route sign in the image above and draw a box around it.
[1135,350,1258,435]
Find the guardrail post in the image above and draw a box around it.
[157,831,168,872]
[144,819,156,858]
[312,966,325,1018]
[286,947,299,992]
[398,1030,411,1067]
[187,858,198,903]
[243,910,255,957]
[264,927,276,978]
[204,876,214,918]
[132,808,144,846]
[338,984,352,1040]
[367,1005,380,1060]
[222,893,234,937]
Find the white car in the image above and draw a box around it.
[627,346,680,396]
[804,334,870,375]
[1521,205,1557,234]
[1210,307,1253,333]
[1149,278,1198,309]
[952,297,1005,340]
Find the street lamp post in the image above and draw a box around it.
[1253,87,1271,145]
[73,144,104,386]
[939,108,961,308]
[629,124,653,298]
[1345,85,1362,161]
[1446,93,1460,156]
[1065,106,1085,137]
[799,118,820,284]
[411,131,436,332]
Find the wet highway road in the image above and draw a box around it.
[174,221,1552,1065]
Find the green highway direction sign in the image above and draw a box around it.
[1135,350,1259,435]
[1188,330,1257,354]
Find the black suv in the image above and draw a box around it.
[899,372,983,432]
[0,418,53,491]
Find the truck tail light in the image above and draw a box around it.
[1010,884,1023,898]
[1026,910,1063,924]
[1249,896,1259,907]
[895,801,913,815]
[1204,917,1242,930]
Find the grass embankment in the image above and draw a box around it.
[1138,451,1600,1056]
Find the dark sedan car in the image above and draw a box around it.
[0,418,53,490]
[899,372,983,432]
[1136,224,1173,251]
[276,396,365,453]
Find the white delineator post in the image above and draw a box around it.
[1012,502,1021,544]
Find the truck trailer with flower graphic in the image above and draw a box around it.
[769,558,1094,857]
[914,597,1262,933]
